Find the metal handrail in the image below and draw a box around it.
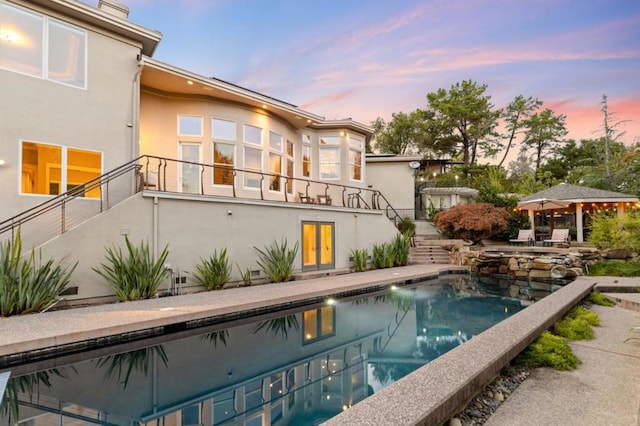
[0,155,402,246]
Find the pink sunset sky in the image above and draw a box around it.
[88,0,639,156]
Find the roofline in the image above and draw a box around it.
[310,119,373,136]
[25,0,162,56]
[142,57,326,124]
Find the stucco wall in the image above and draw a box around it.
[37,193,399,300]
[0,0,142,220]
[365,161,415,214]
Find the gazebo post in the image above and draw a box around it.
[575,203,584,243]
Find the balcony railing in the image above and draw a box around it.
[0,155,401,251]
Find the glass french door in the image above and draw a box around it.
[302,222,334,271]
[179,142,201,194]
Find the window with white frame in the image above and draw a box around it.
[285,139,294,193]
[268,131,283,191]
[244,147,262,188]
[302,135,311,178]
[213,142,234,185]
[0,2,86,88]
[178,115,202,136]
[20,141,102,197]
[244,124,262,146]
[212,118,236,140]
[319,135,340,180]
[349,135,364,181]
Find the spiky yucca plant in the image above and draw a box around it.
[194,248,232,290]
[254,239,299,283]
[372,243,395,269]
[93,237,169,301]
[350,248,368,272]
[0,232,76,317]
[392,233,411,266]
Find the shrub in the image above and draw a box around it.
[587,259,640,277]
[396,216,416,238]
[372,243,394,269]
[514,331,580,371]
[236,263,253,286]
[392,233,411,266]
[565,306,600,326]
[93,237,169,301]
[587,292,616,307]
[434,203,510,243]
[350,248,369,272]
[0,232,76,317]
[254,239,299,283]
[194,248,232,290]
[553,317,595,340]
[588,211,640,252]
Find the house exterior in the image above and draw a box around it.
[0,0,399,301]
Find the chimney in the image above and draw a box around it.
[98,0,130,19]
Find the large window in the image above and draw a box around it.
[285,140,294,193]
[0,2,86,88]
[303,306,335,343]
[268,131,282,191]
[212,118,236,140]
[302,135,311,178]
[244,147,262,188]
[319,135,340,180]
[21,141,101,197]
[213,142,234,185]
[349,135,363,181]
[244,124,262,146]
[178,115,202,136]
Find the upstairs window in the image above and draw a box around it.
[178,115,202,136]
[212,118,236,140]
[0,2,86,88]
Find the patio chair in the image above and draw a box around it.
[509,229,534,246]
[543,229,570,247]
[297,192,316,204]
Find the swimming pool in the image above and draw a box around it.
[0,276,526,425]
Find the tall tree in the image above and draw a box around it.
[600,94,629,179]
[497,95,542,167]
[426,80,502,165]
[520,108,568,172]
[371,109,434,155]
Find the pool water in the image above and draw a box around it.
[0,276,526,425]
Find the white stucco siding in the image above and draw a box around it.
[365,161,415,214]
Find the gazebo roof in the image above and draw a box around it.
[520,183,639,203]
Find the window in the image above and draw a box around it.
[21,141,101,198]
[178,116,202,136]
[244,124,262,146]
[0,3,86,88]
[269,131,283,151]
[349,149,362,181]
[319,136,340,145]
[244,147,261,188]
[302,135,311,178]
[303,306,335,343]
[212,118,236,140]
[269,152,282,191]
[285,140,294,193]
[213,142,234,185]
[319,147,340,180]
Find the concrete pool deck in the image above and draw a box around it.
[1,266,639,425]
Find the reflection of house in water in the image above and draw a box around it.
[2,280,523,425]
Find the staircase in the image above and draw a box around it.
[409,235,452,265]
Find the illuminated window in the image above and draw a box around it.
[0,3,86,88]
[21,142,101,197]
[349,149,362,181]
[319,147,340,180]
[302,144,311,178]
[269,152,282,191]
[286,140,294,193]
[213,142,234,185]
[303,305,335,343]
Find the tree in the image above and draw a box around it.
[520,108,568,172]
[426,80,502,165]
[371,109,434,155]
[433,203,510,244]
[600,94,629,179]
[497,95,542,167]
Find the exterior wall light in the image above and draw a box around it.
[0,159,6,166]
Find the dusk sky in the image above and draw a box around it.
[93,0,639,156]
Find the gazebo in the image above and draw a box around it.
[517,183,640,243]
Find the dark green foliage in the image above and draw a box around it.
[396,216,416,237]
[350,248,368,272]
[587,260,640,277]
[588,212,640,251]
[93,237,169,301]
[201,329,230,347]
[514,331,580,371]
[587,292,616,307]
[96,346,168,389]
[372,243,395,269]
[0,232,76,317]
[194,248,232,290]
[254,239,299,283]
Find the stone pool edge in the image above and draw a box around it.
[323,275,595,426]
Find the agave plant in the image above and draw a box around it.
[93,237,169,301]
[254,239,299,283]
[0,231,76,317]
[254,315,299,339]
[194,248,232,290]
[350,248,369,272]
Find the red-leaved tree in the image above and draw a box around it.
[434,203,510,244]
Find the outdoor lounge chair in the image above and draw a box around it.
[543,229,570,247]
[509,229,534,246]
[298,192,315,204]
